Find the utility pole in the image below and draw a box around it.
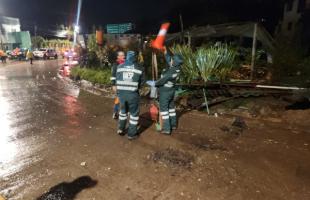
[250,23,258,81]
[34,25,37,37]
[179,13,185,44]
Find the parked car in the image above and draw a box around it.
[7,48,26,61]
[33,48,58,59]
[33,48,47,59]
[44,49,58,59]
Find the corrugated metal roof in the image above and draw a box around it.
[167,22,275,50]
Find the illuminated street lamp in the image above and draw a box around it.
[73,0,83,46]
[74,25,80,34]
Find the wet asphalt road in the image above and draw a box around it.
[0,60,182,200]
[0,60,115,199]
[0,60,81,177]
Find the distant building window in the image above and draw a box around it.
[288,22,293,30]
[287,0,294,11]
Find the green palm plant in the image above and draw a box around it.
[196,46,220,82]
[171,44,200,84]
[213,44,236,82]
[196,44,236,83]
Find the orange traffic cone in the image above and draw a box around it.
[151,22,170,50]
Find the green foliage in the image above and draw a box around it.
[71,67,111,85]
[32,37,72,49]
[86,34,110,68]
[171,44,236,83]
[210,44,236,82]
[87,34,99,53]
[31,36,45,49]
[171,45,199,84]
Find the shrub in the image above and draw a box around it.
[71,66,111,85]
[171,45,200,84]
[171,44,237,84]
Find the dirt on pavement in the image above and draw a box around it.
[0,61,310,200]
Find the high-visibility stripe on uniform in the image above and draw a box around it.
[129,120,138,125]
[169,113,176,117]
[117,81,139,86]
[119,116,128,120]
[164,81,174,88]
[164,84,174,88]
[119,113,127,117]
[110,77,116,80]
[117,68,142,74]
[162,115,169,120]
[130,115,139,120]
[117,86,138,91]
[160,111,169,116]
[172,74,178,78]
[169,109,176,112]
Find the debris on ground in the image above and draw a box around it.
[219,117,248,136]
[232,117,248,130]
[151,148,194,169]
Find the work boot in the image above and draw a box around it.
[117,129,125,136]
[161,131,171,135]
[127,135,139,140]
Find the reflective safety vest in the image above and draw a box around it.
[116,63,144,92]
[155,66,181,89]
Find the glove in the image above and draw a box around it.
[146,80,156,87]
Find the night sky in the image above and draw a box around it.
[0,0,284,34]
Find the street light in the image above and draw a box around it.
[73,0,83,46]
[74,25,80,34]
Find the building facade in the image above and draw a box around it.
[0,16,31,50]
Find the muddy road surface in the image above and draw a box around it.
[0,60,310,200]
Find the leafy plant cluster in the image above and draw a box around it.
[171,44,237,84]
[31,36,72,50]
[71,66,111,85]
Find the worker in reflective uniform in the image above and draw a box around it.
[116,51,144,140]
[26,50,34,65]
[155,47,183,135]
[111,51,125,119]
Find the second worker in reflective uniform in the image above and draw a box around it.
[155,47,183,135]
[115,51,145,140]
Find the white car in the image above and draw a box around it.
[33,48,58,59]
[33,48,47,59]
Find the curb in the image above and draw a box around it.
[57,73,115,98]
